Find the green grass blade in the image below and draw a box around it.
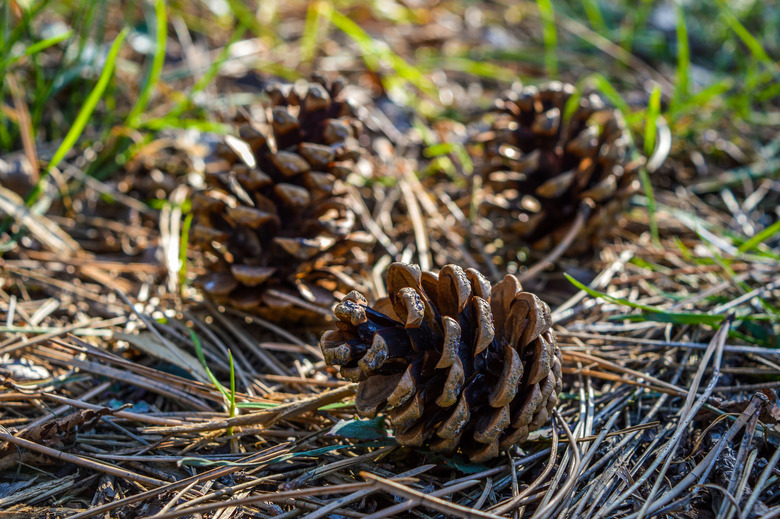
[713,0,778,74]
[737,220,780,255]
[587,73,630,114]
[668,78,733,120]
[1,0,52,60]
[565,273,726,326]
[178,212,193,290]
[562,83,584,126]
[127,0,167,127]
[616,312,728,326]
[324,5,438,100]
[237,400,355,410]
[23,29,73,57]
[536,0,558,79]
[565,273,659,312]
[423,142,456,158]
[228,350,236,433]
[300,0,325,64]
[642,85,662,245]
[224,0,280,43]
[423,57,516,82]
[581,0,608,34]
[141,117,230,133]
[42,26,128,179]
[229,350,236,414]
[644,85,662,157]
[673,2,689,107]
[1,29,73,71]
[452,143,474,175]
[639,165,659,245]
[190,329,231,403]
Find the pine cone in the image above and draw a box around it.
[320,262,562,462]
[475,81,642,254]
[190,77,368,322]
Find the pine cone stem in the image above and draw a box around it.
[516,201,592,285]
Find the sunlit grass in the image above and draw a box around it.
[2,0,777,257]
[125,0,166,128]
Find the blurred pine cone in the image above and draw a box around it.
[190,77,369,322]
[321,262,562,462]
[475,81,642,254]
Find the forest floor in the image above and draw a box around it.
[1,1,779,518]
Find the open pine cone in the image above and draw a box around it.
[320,263,562,462]
[475,81,642,254]
[190,76,369,321]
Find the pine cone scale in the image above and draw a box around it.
[488,344,522,407]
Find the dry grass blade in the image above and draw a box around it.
[360,478,484,519]
[562,350,687,396]
[531,410,582,518]
[0,429,166,487]
[0,474,78,508]
[298,464,436,519]
[147,384,357,435]
[0,187,81,256]
[398,162,431,270]
[64,448,290,519]
[625,393,768,519]
[517,202,591,285]
[5,75,39,177]
[39,392,185,427]
[144,482,374,519]
[490,416,560,514]
[0,316,113,355]
[359,472,503,519]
